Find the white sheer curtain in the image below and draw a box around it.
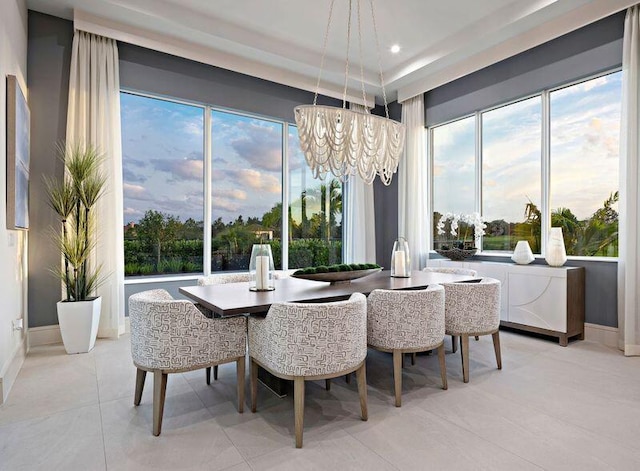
[343,103,377,263]
[619,6,640,356]
[66,30,125,338]
[398,95,429,270]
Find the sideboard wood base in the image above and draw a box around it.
[500,321,584,347]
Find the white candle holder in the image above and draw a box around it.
[249,244,275,291]
[390,237,411,278]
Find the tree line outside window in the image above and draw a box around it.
[431,70,621,258]
[121,92,341,277]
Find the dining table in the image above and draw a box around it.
[179,269,475,317]
[179,269,476,396]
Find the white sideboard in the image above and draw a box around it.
[430,259,585,346]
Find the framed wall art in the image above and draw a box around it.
[6,74,30,230]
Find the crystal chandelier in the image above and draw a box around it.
[294,0,405,186]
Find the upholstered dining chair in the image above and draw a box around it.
[423,266,481,350]
[442,278,502,383]
[248,293,368,448]
[367,285,447,407]
[196,273,253,382]
[129,289,247,436]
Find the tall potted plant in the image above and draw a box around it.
[45,143,106,354]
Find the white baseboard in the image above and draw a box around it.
[29,319,130,349]
[28,325,63,347]
[0,336,27,405]
[584,323,619,348]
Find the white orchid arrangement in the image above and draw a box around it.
[436,212,487,249]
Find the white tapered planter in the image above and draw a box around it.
[57,297,101,354]
[546,227,567,267]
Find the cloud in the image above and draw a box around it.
[229,121,282,171]
[149,152,203,182]
[123,167,147,184]
[213,188,247,200]
[213,168,281,194]
[123,183,151,200]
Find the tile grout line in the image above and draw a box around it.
[92,349,109,471]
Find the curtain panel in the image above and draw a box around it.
[66,30,125,338]
[398,95,429,270]
[619,6,640,356]
[343,103,377,264]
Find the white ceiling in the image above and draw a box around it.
[27,0,633,104]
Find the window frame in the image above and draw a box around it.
[121,89,342,283]
[427,68,621,261]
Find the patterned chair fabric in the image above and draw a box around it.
[129,289,247,371]
[442,278,501,335]
[248,293,367,377]
[423,266,478,277]
[367,285,445,350]
[197,273,252,286]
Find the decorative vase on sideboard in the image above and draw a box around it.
[512,240,535,265]
[546,227,567,267]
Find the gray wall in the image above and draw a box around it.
[119,43,340,123]
[426,11,625,126]
[27,12,73,327]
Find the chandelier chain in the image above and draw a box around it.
[368,0,390,119]
[341,0,353,109]
[356,0,369,110]
[313,0,336,106]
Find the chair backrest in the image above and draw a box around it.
[423,266,478,277]
[128,288,245,371]
[256,293,367,377]
[442,277,501,335]
[197,273,252,286]
[367,285,445,350]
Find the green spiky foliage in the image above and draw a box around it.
[45,143,107,302]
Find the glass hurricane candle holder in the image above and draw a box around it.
[390,237,411,278]
[249,244,275,291]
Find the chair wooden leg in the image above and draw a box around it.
[475,336,480,341]
[356,363,368,421]
[393,349,403,407]
[451,335,458,353]
[461,335,470,383]
[134,368,146,406]
[325,379,331,391]
[492,331,502,370]
[437,344,448,390]
[411,352,416,365]
[294,377,305,448]
[152,370,168,436]
[214,365,218,380]
[206,367,211,385]
[250,358,258,413]
[236,356,245,413]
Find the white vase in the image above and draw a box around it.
[57,297,101,354]
[545,227,567,267]
[512,240,534,265]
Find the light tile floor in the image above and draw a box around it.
[1,331,639,470]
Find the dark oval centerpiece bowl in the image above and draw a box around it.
[435,248,477,261]
[291,263,382,285]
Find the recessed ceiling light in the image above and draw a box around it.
[390,44,400,54]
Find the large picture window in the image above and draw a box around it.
[429,70,621,258]
[550,73,621,256]
[121,92,343,278]
[482,96,542,252]
[121,93,205,276]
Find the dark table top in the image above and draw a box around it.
[179,270,474,316]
